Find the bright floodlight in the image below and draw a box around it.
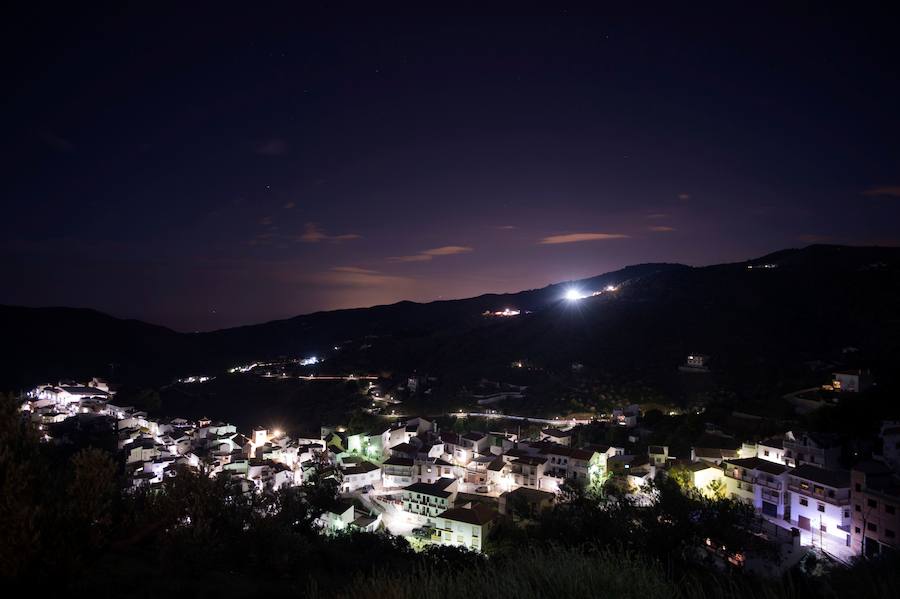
[565,289,585,301]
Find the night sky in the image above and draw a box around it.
[4,8,899,331]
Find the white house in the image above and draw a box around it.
[316,501,356,534]
[401,478,459,524]
[540,428,574,446]
[539,445,597,486]
[721,456,790,518]
[783,431,842,469]
[433,502,497,552]
[415,457,459,484]
[757,437,786,465]
[340,460,381,492]
[788,464,851,547]
[382,456,415,488]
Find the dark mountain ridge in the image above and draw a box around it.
[2,245,899,390]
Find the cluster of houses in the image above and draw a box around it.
[21,379,329,493]
[20,375,899,564]
[649,426,900,562]
[315,417,628,551]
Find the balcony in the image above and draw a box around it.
[788,484,849,506]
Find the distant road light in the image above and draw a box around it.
[565,289,586,301]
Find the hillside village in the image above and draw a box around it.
[21,367,900,568]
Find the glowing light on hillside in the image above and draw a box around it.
[565,289,587,301]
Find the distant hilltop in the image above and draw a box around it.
[2,244,899,389]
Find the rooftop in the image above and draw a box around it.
[790,464,850,489]
[437,502,497,526]
[723,456,788,476]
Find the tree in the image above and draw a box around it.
[0,392,44,577]
[706,478,726,501]
[667,463,694,492]
[68,447,118,550]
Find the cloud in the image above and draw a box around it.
[496,225,517,230]
[253,138,288,156]
[283,201,295,209]
[645,213,669,219]
[389,254,432,263]
[424,246,473,256]
[648,226,676,232]
[538,232,630,245]
[298,223,361,243]
[319,266,411,287]
[862,186,900,198]
[388,245,474,263]
[677,193,691,200]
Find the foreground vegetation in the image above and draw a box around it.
[2,393,899,598]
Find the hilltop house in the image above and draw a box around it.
[831,369,873,393]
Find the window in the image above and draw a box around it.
[855,527,861,534]
[844,510,850,518]
[764,450,770,457]
[818,504,825,513]
[886,530,896,539]
[868,499,878,508]
[856,504,862,512]
[800,498,809,506]
[855,483,862,492]
[828,490,835,498]
[886,505,896,515]
[867,522,877,532]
